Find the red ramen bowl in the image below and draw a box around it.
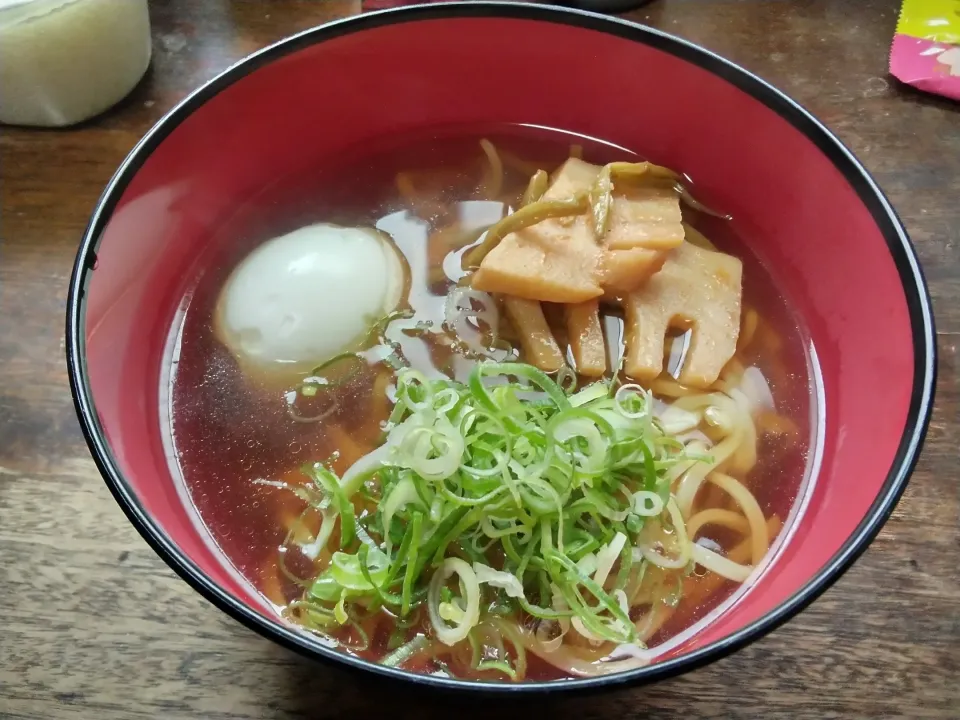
[67,2,935,693]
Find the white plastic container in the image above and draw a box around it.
[0,0,152,127]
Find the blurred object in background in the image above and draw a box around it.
[0,0,151,127]
[557,0,652,10]
[364,0,652,11]
[363,0,432,7]
[889,0,960,101]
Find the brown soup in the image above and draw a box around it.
[164,124,814,681]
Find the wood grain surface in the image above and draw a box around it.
[1,1,957,718]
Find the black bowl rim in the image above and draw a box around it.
[65,1,937,695]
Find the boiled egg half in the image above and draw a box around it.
[215,223,406,383]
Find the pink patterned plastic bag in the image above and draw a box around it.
[889,0,960,100]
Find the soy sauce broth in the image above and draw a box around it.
[163,123,816,679]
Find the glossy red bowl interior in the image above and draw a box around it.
[67,3,935,692]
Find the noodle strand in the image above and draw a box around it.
[705,472,769,566]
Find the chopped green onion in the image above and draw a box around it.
[428,558,481,646]
[476,659,518,680]
[402,512,423,616]
[305,464,356,549]
[285,360,695,653]
[382,634,429,667]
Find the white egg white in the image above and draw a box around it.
[214,223,406,384]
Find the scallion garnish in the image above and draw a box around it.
[288,360,699,650]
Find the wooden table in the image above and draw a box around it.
[1,1,957,718]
